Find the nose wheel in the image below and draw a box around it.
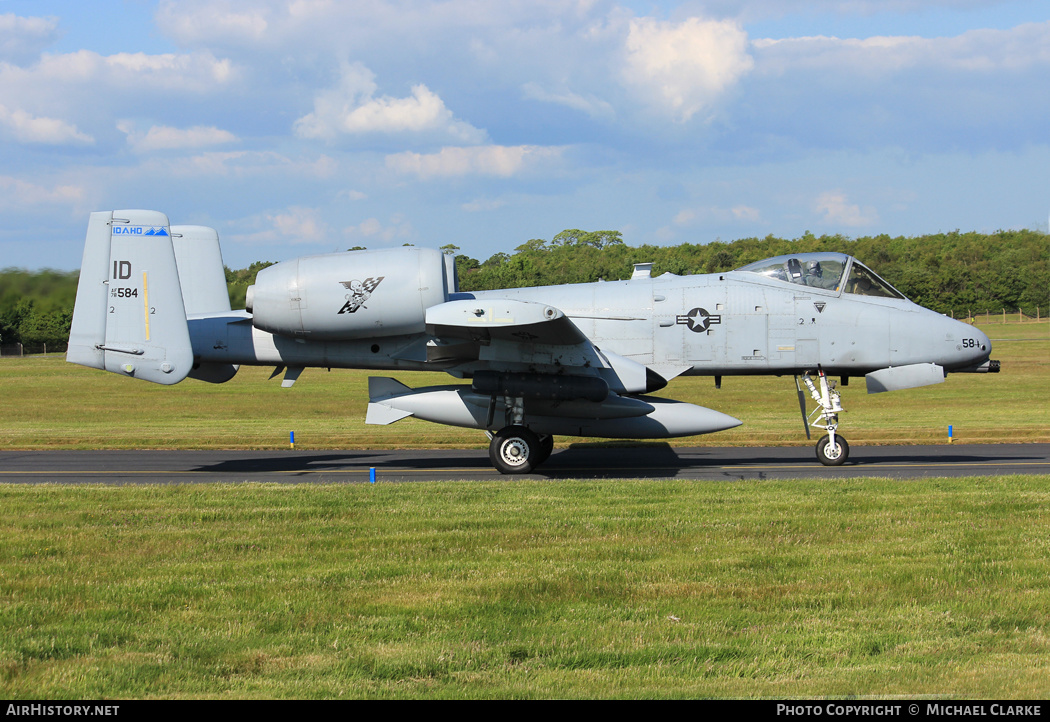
[796,370,850,466]
[816,433,849,466]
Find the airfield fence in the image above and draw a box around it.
[0,343,65,357]
[950,307,1044,324]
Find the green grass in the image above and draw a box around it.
[1,477,1049,698]
[1,319,1048,698]
[2,319,1047,449]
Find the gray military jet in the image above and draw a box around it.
[67,210,998,472]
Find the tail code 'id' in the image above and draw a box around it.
[67,210,193,385]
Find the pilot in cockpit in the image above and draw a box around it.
[805,260,823,287]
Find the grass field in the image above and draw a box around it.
[1,318,1047,450]
[0,318,1047,698]
[2,476,1049,698]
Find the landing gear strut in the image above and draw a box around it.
[797,370,849,466]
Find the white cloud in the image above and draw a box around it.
[733,205,761,222]
[0,175,84,207]
[0,48,238,141]
[674,209,697,225]
[753,21,1050,76]
[462,197,508,212]
[386,145,563,179]
[269,206,327,242]
[158,150,336,179]
[815,191,878,227]
[0,104,93,145]
[0,13,59,64]
[344,215,414,243]
[622,16,754,122]
[118,121,238,152]
[294,62,487,144]
[673,204,762,226]
[23,50,236,90]
[521,81,616,119]
[156,0,270,45]
[741,21,1050,154]
[231,206,329,245]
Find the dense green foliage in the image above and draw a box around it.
[1,228,1046,348]
[0,269,78,349]
[454,228,1049,316]
[225,261,277,311]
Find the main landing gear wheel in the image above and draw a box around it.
[535,434,555,466]
[816,434,849,466]
[489,425,541,474]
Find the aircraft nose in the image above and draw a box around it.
[948,317,992,367]
[973,326,992,356]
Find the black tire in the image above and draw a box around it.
[816,434,849,466]
[489,426,540,474]
[534,434,555,466]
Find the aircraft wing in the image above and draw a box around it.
[424,298,663,395]
[425,298,588,345]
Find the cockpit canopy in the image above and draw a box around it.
[735,252,905,299]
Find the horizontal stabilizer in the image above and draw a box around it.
[865,363,945,394]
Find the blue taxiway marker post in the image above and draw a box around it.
[948,425,953,443]
[290,431,295,449]
[370,467,377,484]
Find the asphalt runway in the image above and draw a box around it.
[1,443,1048,484]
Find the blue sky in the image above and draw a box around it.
[1,0,1048,271]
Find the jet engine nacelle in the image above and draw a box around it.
[247,247,449,340]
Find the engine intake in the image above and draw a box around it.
[248,247,449,340]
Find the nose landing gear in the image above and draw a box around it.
[796,370,849,466]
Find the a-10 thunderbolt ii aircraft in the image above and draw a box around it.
[67,210,999,473]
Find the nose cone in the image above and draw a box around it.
[943,316,992,370]
[891,306,994,371]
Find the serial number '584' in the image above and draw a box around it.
[110,287,139,298]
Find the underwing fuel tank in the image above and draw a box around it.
[366,378,742,438]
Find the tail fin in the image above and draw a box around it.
[66,210,193,385]
[172,224,239,384]
[171,225,232,316]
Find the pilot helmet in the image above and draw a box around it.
[807,260,822,277]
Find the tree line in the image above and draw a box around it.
[0,269,78,349]
[2,228,1046,349]
[450,228,1049,317]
